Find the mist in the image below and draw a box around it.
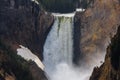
[44,51,105,80]
[43,12,106,80]
[46,62,91,80]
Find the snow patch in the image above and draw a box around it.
[31,0,39,4]
[17,45,44,70]
[76,8,85,12]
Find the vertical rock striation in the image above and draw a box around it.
[74,0,120,66]
[0,0,53,80]
[0,0,54,60]
[90,26,120,80]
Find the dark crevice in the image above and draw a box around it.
[73,14,81,65]
[111,26,120,70]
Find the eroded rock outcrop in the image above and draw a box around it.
[74,0,120,66]
[0,41,48,80]
[0,0,54,60]
[90,26,120,80]
[0,0,53,80]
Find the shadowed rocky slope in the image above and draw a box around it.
[0,41,48,80]
[0,0,54,60]
[0,0,53,80]
[74,0,120,66]
[90,25,120,80]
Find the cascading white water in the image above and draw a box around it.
[43,15,74,74]
[43,12,106,80]
[43,13,91,80]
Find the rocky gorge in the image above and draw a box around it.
[74,0,120,67]
[90,25,120,80]
[0,0,120,80]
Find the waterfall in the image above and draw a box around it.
[43,14,90,80]
[43,15,74,74]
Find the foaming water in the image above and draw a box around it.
[49,62,93,80]
[43,13,105,80]
[52,13,75,17]
[43,15,93,80]
[43,16,73,73]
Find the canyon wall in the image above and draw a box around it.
[0,0,53,80]
[90,25,120,80]
[74,0,120,66]
[0,0,54,60]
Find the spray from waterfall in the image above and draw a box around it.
[43,15,74,73]
[43,13,105,80]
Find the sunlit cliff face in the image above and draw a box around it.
[79,0,120,67]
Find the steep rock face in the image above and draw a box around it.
[73,12,83,65]
[29,61,48,80]
[0,0,54,60]
[79,0,95,8]
[74,0,120,66]
[0,0,53,80]
[0,42,33,80]
[0,42,48,80]
[90,26,120,80]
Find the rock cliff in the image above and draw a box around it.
[90,25,120,80]
[0,0,54,60]
[0,41,48,80]
[0,0,53,80]
[74,0,120,66]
